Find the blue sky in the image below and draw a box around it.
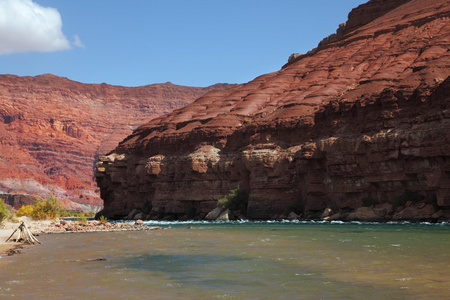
[0,0,365,87]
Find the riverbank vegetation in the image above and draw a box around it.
[17,195,63,220]
[2,195,95,222]
[218,188,249,215]
[0,198,11,224]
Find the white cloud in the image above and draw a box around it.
[73,34,85,48]
[0,0,71,55]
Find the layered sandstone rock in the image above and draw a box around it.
[0,74,234,209]
[318,0,411,47]
[96,0,450,220]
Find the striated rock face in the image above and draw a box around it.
[314,0,412,50]
[0,74,234,209]
[344,0,412,35]
[96,0,450,220]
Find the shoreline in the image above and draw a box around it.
[0,219,164,258]
[2,216,449,258]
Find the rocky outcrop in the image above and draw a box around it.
[0,194,35,210]
[96,0,450,220]
[344,0,412,35]
[0,74,234,209]
[317,23,347,48]
[300,0,413,59]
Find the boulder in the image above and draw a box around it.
[347,207,383,221]
[324,213,341,221]
[216,209,233,221]
[321,208,333,219]
[375,203,393,215]
[287,211,301,220]
[125,209,139,220]
[392,204,436,221]
[373,208,388,218]
[133,213,144,220]
[431,210,450,221]
[205,207,224,220]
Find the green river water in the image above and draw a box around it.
[0,221,449,299]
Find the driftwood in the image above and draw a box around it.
[5,221,41,244]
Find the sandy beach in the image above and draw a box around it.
[0,221,23,256]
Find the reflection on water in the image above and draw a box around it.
[0,221,449,299]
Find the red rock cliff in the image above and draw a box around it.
[0,74,234,210]
[96,0,450,220]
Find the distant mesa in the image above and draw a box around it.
[0,73,236,210]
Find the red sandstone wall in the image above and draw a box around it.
[0,74,234,210]
[96,0,450,219]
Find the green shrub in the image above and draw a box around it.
[99,215,108,223]
[30,194,65,220]
[217,197,228,209]
[0,198,10,224]
[218,188,249,215]
[15,196,99,221]
[75,214,88,224]
[392,189,424,210]
[17,204,34,217]
[61,211,94,218]
[361,196,377,207]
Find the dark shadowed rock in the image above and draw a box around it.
[392,204,436,220]
[347,207,387,221]
[287,212,301,220]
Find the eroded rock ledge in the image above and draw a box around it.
[96,0,450,221]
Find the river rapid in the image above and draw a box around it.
[0,221,449,299]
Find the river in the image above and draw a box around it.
[0,221,449,299]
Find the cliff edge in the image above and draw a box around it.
[96,0,450,221]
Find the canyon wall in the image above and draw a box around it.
[96,0,450,220]
[0,74,234,210]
